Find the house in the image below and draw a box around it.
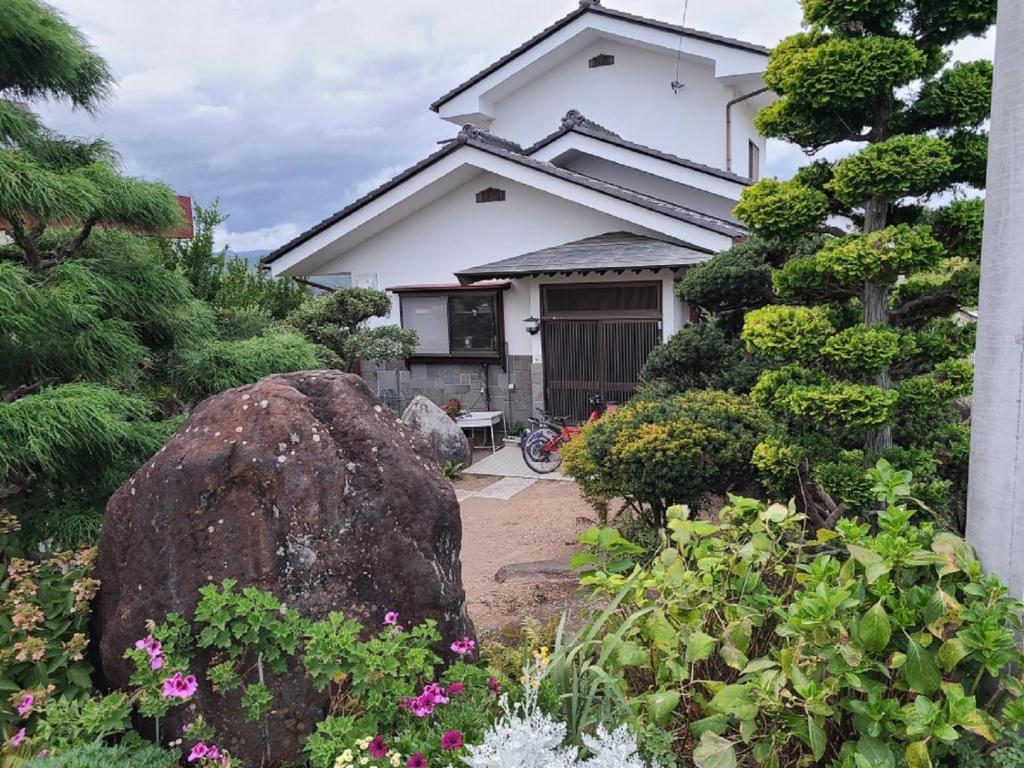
[263,0,774,423]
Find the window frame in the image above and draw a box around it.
[398,288,505,365]
[748,140,761,181]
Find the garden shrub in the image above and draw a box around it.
[0,513,98,735]
[564,391,774,525]
[25,744,180,768]
[555,462,1024,768]
[639,322,765,396]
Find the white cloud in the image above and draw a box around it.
[38,0,995,250]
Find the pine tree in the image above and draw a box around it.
[0,1,328,545]
[731,0,993,527]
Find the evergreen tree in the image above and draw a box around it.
[732,0,992,527]
[0,1,327,545]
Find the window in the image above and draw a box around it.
[748,141,760,181]
[399,291,501,359]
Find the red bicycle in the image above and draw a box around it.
[520,394,612,473]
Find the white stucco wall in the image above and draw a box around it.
[486,38,764,174]
[310,171,694,356]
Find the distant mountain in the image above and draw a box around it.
[230,250,271,268]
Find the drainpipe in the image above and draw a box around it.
[726,87,770,173]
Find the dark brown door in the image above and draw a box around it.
[541,283,662,421]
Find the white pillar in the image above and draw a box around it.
[966,0,1024,600]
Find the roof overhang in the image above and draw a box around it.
[432,5,770,126]
[456,231,709,283]
[528,128,750,200]
[264,135,743,277]
[388,281,512,293]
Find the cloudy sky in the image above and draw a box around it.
[37,0,995,252]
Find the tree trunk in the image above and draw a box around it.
[862,197,893,455]
[966,0,1024,601]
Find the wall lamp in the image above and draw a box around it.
[524,316,541,336]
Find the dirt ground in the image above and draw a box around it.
[455,476,597,635]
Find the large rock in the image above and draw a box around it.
[402,394,473,468]
[93,371,473,767]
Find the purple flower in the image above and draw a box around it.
[150,654,164,670]
[383,611,399,626]
[487,676,500,694]
[11,728,26,747]
[440,730,464,751]
[369,735,389,758]
[188,743,209,762]
[446,682,465,696]
[161,672,198,699]
[449,637,476,655]
[16,694,33,717]
[407,754,428,768]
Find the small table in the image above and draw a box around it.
[456,411,504,453]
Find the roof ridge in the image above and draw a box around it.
[430,3,768,112]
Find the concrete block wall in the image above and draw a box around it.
[362,355,536,429]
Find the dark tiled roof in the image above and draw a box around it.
[456,230,709,282]
[430,1,769,112]
[262,125,744,266]
[526,109,753,186]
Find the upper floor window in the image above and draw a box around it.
[399,290,502,359]
[748,141,760,181]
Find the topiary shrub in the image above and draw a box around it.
[638,321,764,396]
[564,391,774,526]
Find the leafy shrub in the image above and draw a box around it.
[170,332,330,401]
[0,513,98,736]
[564,391,773,525]
[639,322,764,395]
[555,465,1024,768]
[733,178,830,241]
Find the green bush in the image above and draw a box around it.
[556,463,1024,768]
[733,178,829,241]
[563,391,774,525]
[639,322,764,395]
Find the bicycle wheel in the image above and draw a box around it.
[521,427,563,474]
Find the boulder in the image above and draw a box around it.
[93,371,474,767]
[402,394,473,468]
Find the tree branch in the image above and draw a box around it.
[888,289,959,320]
[6,216,43,272]
[53,216,99,263]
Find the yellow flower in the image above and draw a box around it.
[390,754,401,767]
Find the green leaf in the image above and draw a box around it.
[710,684,758,721]
[807,715,827,762]
[693,732,737,768]
[847,544,890,584]
[856,735,895,768]
[905,740,933,768]
[905,639,941,695]
[937,638,969,672]
[685,631,718,664]
[648,690,681,726]
[859,601,892,653]
[616,640,648,668]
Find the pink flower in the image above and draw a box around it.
[161,672,199,699]
[188,743,210,762]
[449,637,476,655]
[16,694,33,717]
[407,754,428,768]
[446,682,465,696]
[487,676,500,694]
[369,736,388,758]
[383,611,399,626]
[440,730,464,751]
[150,654,164,670]
[11,728,26,747]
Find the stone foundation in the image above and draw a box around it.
[362,355,538,429]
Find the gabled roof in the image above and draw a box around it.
[455,231,708,283]
[527,109,753,186]
[262,125,744,266]
[430,0,769,113]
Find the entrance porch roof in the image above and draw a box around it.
[455,230,708,283]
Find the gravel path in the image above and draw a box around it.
[455,477,595,634]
